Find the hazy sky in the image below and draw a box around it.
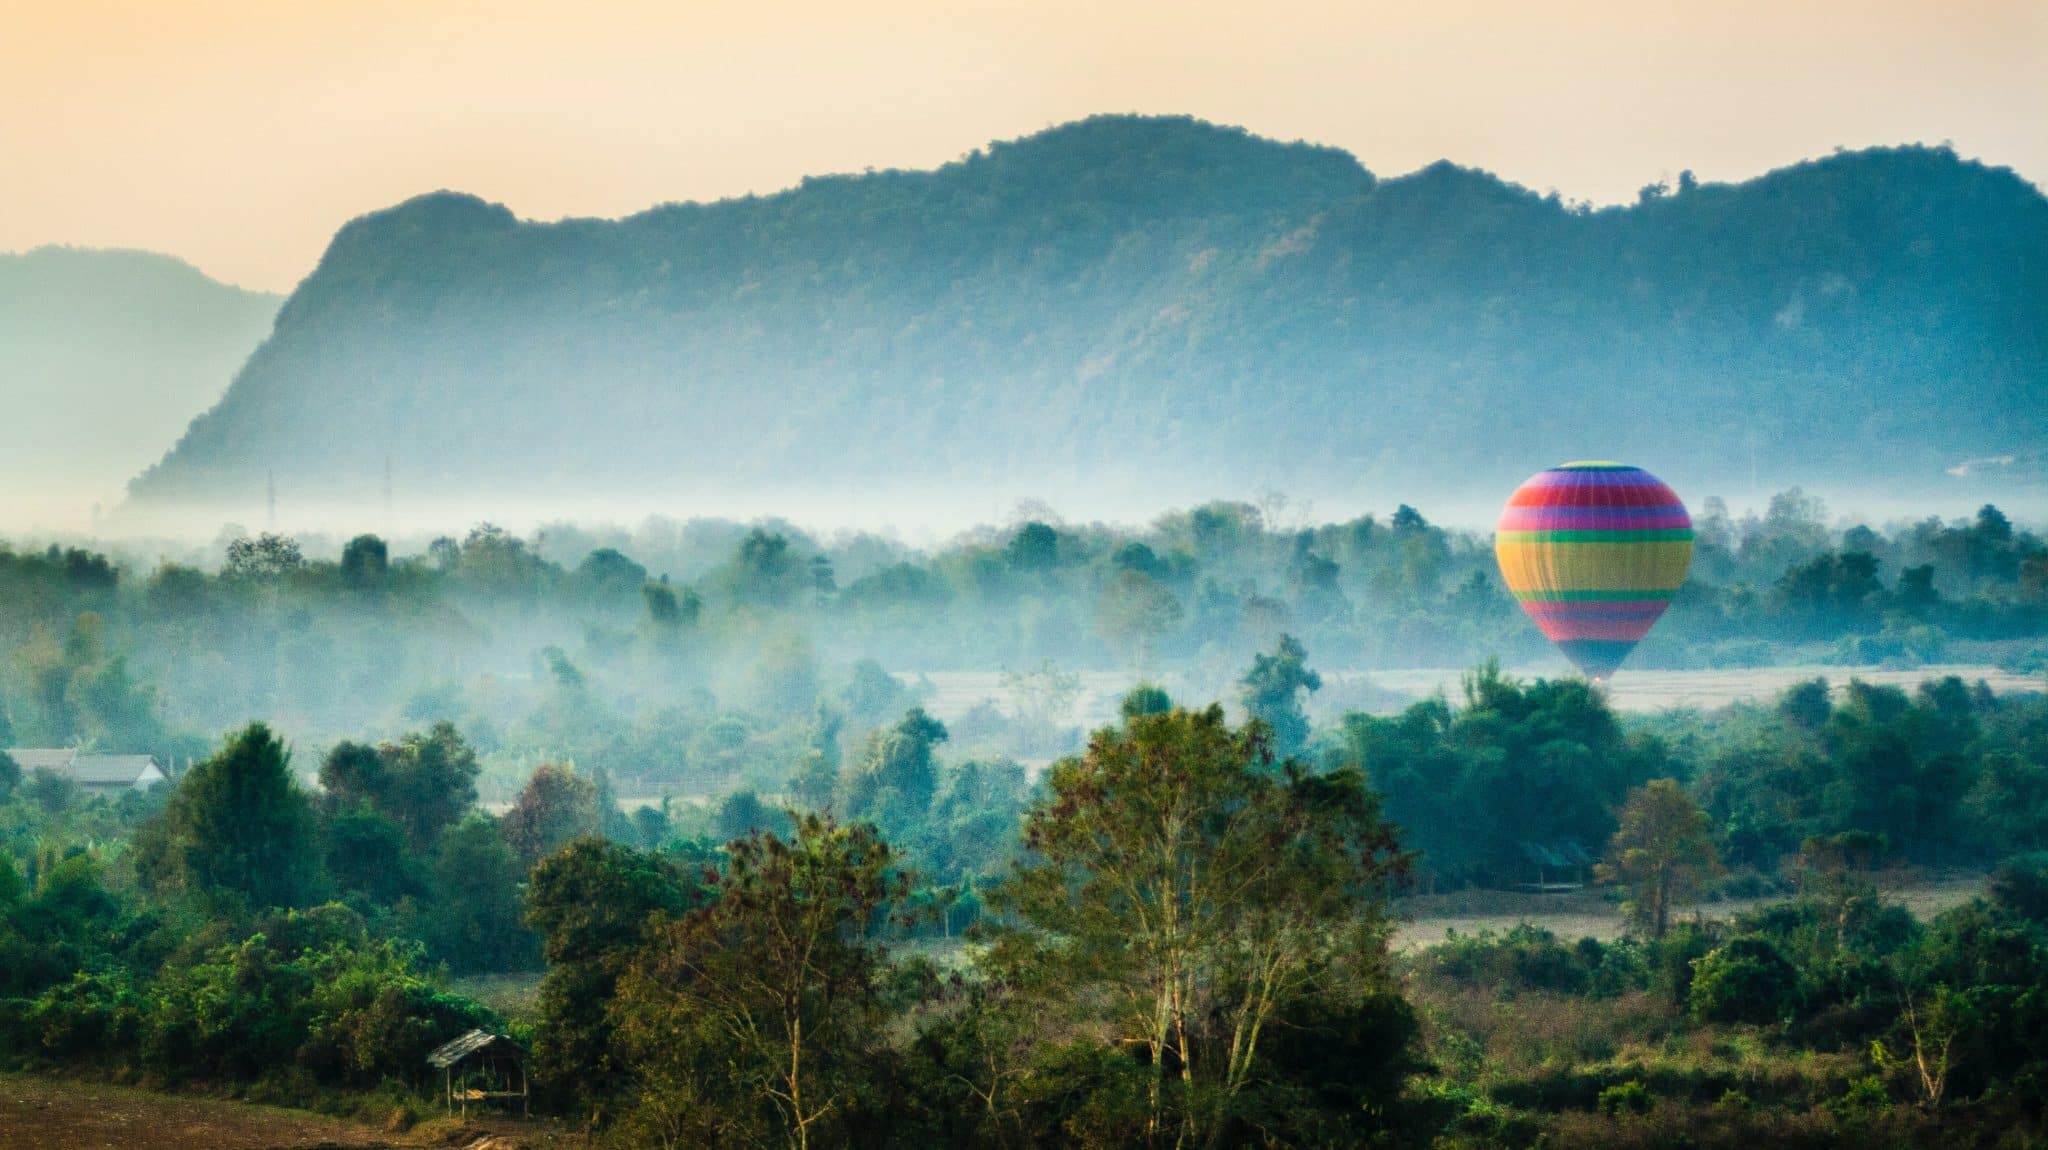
[5,0,2043,292]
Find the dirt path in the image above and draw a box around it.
[1391,874,1987,951]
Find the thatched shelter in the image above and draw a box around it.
[426,1029,528,1117]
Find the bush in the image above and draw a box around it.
[1990,852,2048,922]
[1599,1079,1653,1116]
[1689,937,1800,1024]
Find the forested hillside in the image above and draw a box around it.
[124,116,2048,522]
[0,248,279,527]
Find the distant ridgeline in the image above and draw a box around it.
[122,116,2048,518]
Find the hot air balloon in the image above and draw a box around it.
[1494,462,1693,680]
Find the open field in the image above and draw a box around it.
[906,663,2045,734]
[0,1073,394,1150]
[0,1073,580,1150]
[1390,872,1988,951]
[1365,664,2044,714]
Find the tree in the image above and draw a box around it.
[844,709,948,827]
[1239,633,1321,757]
[839,659,910,727]
[338,534,388,589]
[574,547,648,606]
[1006,706,1410,1147]
[631,803,674,851]
[643,579,701,633]
[1597,779,1721,938]
[1005,522,1060,572]
[501,762,600,864]
[789,706,845,812]
[528,838,704,1119]
[609,816,904,1150]
[428,814,540,974]
[1778,677,1833,730]
[1120,683,1173,720]
[322,807,420,904]
[318,722,480,852]
[717,790,784,843]
[1096,569,1183,671]
[0,750,17,802]
[222,532,304,582]
[24,768,78,815]
[156,722,322,909]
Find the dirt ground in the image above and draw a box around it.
[0,1074,392,1150]
[1390,872,1988,950]
[0,1073,580,1150]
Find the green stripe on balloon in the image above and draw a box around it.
[1511,588,1680,602]
[1495,529,1696,543]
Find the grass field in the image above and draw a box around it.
[1389,872,1987,950]
[906,663,2045,736]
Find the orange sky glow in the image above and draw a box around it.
[4,0,2043,291]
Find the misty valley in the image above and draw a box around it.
[4,485,2048,1148]
[3,64,2047,1149]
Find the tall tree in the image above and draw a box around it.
[1239,633,1321,757]
[501,762,601,864]
[157,722,322,909]
[527,838,703,1119]
[1097,569,1184,672]
[1006,706,1410,1147]
[1596,778,1722,938]
[610,816,904,1150]
[427,814,540,974]
[844,708,948,827]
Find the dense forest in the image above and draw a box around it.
[120,116,2048,525]
[5,655,2048,1146]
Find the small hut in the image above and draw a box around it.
[427,1029,528,1117]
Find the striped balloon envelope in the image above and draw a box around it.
[1494,462,1693,680]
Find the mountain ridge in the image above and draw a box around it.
[120,116,2048,526]
[1,247,281,528]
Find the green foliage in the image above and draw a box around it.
[1118,683,1172,720]
[525,837,705,1114]
[319,722,480,852]
[1004,705,1413,1146]
[609,816,905,1149]
[845,708,949,832]
[1239,632,1321,756]
[1597,1079,1652,1116]
[1689,937,1801,1024]
[500,762,598,864]
[153,722,322,910]
[1340,662,1665,885]
[1599,779,1722,938]
[425,814,539,974]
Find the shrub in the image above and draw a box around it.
[1690,937,1800,1025]
[1598,1079,1653,1116]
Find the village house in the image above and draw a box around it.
[5,748,167,797]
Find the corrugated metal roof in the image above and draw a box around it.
[72,755,164,787]
[428,1029,516,1068]
[8,749,77,773]
[5,749,164,788]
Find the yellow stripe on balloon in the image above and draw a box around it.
[1493,540,1694,595]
